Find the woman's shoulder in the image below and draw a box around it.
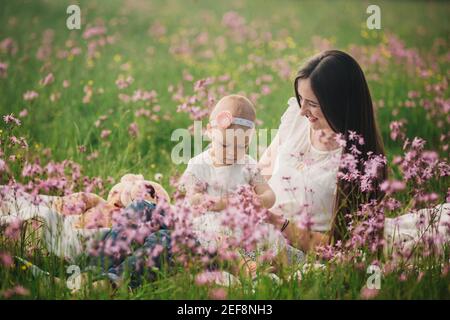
[281,97,308,125]
[278,97,308,143]
[281,97,299,119]
[287,96,300,112]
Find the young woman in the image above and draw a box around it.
[259,50,449,253]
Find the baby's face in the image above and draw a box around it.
[107,185,125,208]
[210,126,252,165]
[107,181,156,207]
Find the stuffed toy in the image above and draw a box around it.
[52,174,170,229]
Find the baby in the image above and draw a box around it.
[52,174,170,229]
[181,94,275,210]
[180,94,286,277]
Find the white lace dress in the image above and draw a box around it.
[268,97,450,252]
[180,149,287,257]
[268,97,342,232]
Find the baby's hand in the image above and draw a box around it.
[190,193,229,213]
[253,183,276,209]
[253,193,264,205]
[208,194,230,212]
[190,193,203,206]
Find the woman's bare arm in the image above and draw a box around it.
[267,211,329,252]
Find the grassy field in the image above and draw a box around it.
[0,0,449,299]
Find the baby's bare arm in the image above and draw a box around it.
[254,182,276,209]
[80,192,105,208]
[52,192,105,215]
[75,202,116,229]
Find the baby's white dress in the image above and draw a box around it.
[180,149,287,257]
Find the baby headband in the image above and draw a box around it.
[210,110,255,129]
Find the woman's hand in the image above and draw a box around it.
[265,210,329,252]
[265,211,285,229]
[242,260,258,278]
[282,222,329,252]
[236,257,258,279]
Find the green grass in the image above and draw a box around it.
[0,0,449,299]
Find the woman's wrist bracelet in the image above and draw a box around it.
[280,219,290,232]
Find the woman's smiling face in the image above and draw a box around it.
[296,78,333,132]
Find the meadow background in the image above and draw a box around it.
[0,0,449,299]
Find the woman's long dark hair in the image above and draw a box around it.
[294,50,387,243]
